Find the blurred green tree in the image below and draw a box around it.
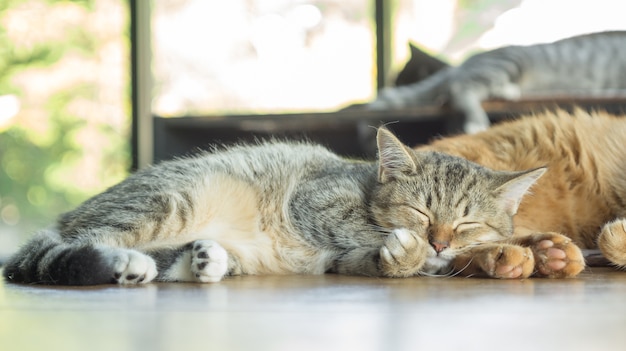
[0,0,128,248]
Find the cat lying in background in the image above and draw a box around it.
[418,109,626,277]
[369,31,626,133]
[394,43,449,86]
[3,125,580,286]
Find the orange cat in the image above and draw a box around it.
[417,109,626,278]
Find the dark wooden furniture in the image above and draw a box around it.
[153,97,626,163]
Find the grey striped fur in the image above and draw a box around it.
[369,31,626,133]
[3,128,542,285]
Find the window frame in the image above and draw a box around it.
[130,0,398,169]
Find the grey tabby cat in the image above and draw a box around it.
[369,31,626,133]
[3,128,547,286]
[394,42,449,86]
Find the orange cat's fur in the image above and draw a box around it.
[417,109,626,275]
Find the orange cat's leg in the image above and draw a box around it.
[598,219,626,267]
[452,233,585,279]
[510,233,585,278]
[452,244,535,279]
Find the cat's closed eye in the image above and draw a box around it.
[407,206,430,226]
[454,222,482,235]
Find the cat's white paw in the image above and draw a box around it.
[380,228,429,277]
[464,121,488,134]
[191,240,229,283]
[105,248,157,284]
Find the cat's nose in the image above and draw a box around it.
[430,240,449,253]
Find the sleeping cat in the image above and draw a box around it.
[418,109,626,277]
[394,42,449,86]
[369,31,626,133]
[2,127,580,285]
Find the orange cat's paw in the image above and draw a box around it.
[528,233,585,278]
[598,219,626,267]
[470,244,535,279]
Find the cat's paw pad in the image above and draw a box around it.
[107,249,157,284]
[191,240,228,283]
[598,219,626,267]
[478,244,534,279]
[380,228,428,277]
[530,233,584,278]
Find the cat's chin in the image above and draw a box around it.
[421,254,453,275]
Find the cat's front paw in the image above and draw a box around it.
[471,244,535,279]
[464,121,488,134]
[191,240,229,283]
[105,248,158,284]
[598,219,626,267]
[528,233,584,278]
[380,228,429,277]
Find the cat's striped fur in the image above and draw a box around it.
[369,31,626,133]
[418,109,626,276]
[3,128,556,285]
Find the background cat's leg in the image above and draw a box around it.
[598,218,626,267]
[448,81,490,134]
[448,73,521,134]
[453,243,535,278]
[147,240,240,283]
[3,228,157,285]
[508,232,585,278]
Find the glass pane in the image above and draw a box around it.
[152,0,375,116]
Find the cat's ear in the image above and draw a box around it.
[494,167,547,216]
[409,42,419,57]
[376,128,418,183]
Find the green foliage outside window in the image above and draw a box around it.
[0,0,128,251]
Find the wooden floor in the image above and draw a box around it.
[1,267,625,351]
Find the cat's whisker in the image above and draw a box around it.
[418,264,458,278]
[364,224,394,234]
[448,257,475,278]
[418,270,448,278]
[455,243,481,255]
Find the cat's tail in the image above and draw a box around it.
[366,67,452,109]
[2,228,128,285]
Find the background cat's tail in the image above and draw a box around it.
[2,228,115,285]
[366,67,452,109]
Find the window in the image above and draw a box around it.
[139,0,626,169]
[151,0,376,116]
